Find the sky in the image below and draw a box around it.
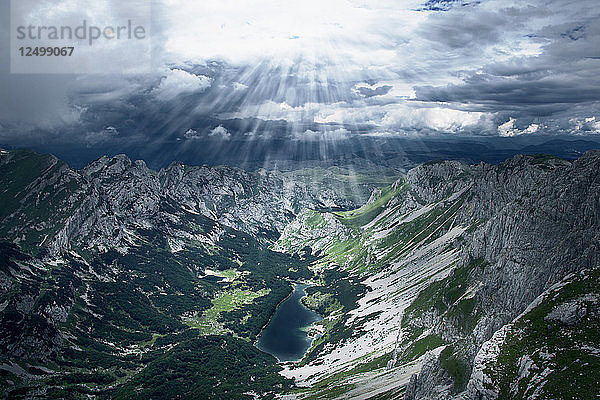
[0,0,599,167]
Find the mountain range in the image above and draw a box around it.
[0,148,598,399]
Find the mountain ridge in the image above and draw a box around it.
[1,148,599,399]
[274,150,599,399]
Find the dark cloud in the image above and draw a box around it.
[413,5,600,132]
[418,10,506,51]
[1,0,600,156]
[355,85,393,98]
[419,0,479,12]
[415,70,600,109]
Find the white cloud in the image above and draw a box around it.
[224,99,489,134]
[161,0,426,67]
[381,105,486,132]
[209,125,231,140]
[151,69,212,101]
[293,128,351,141]
[184,128,201,139]
[232,82,248,91]
[184,126,232,140]
[314,102,488,133]
[498,118,540,137]
[2,0,600,142]
[569,116,600,135]
[220,100,326,123]
[156,0,600,138]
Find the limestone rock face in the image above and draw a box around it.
[1,150,376,256]
[400,152,600,400]
[405,351,454,400]
[1,149,599,399]
[274,151,599,400]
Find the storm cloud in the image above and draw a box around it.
[1,0,599,150]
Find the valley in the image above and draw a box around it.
[0,149,599,399]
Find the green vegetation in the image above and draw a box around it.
[272,176,479,396]
[334,184,406,228]
[526,154,563,165]
[402,257,486,333]
[300,269,367,366]
[2,149,469,399]
[297,351,394,400]
[439,344,471,393]
[11,148,596,400]
[489,268,600,400]
[113,334,291,400]
[399,334,446,364]
[0,150,59,219]
[305,210,327,229]
[377,192,468,267]
[368,386,406,400]
[278,181,470,278]
[185,287,270,335]
[203,268,242,282]
[0,210,316,398]
[0,150,84,254]
[284,166,400,202]
[302,291,343,315]
[302,383,357,400]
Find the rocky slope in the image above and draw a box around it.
[0,149,395,399]
[462,267,599,400]
[1,148,599,399]
[274,152,600,399]
[0,149,393,255]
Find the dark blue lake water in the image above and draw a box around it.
[256,284,322,362]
